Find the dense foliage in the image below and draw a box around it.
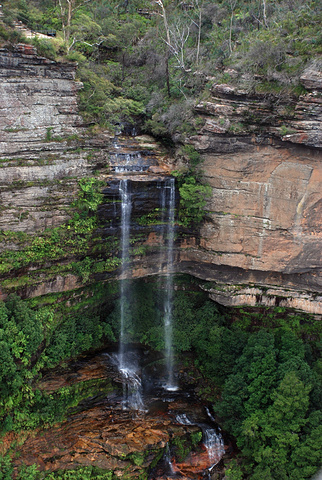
[1,0,321,134]
[106,278,322,479]
[0,1,321,478]
[0,288,116,435]
[0,278,321,478]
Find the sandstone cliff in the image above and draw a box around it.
[0,46,321,315]
[0,46,169,300]
[0,45,89,234]
[182,61,322,314]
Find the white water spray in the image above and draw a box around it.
[161,178,176,390]
[164,442,175,475]
[204,428,225,465]
[118,180,144,410]
[119,178,131,369]
[119,359,145,411]
[175,413,192,425]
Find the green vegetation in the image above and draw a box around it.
[173,146,211,228]
[0,215,97,275]
[175,173,212,228]
[0,460,115,480]
[1,0,321,135]
[0,278,320,478]
[0,292,116,434]
[76,177,104,212]
[105,277,322,479]
[0,1,321,478]
[0,177,118,287]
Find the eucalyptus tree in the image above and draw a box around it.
[57,0,94,46]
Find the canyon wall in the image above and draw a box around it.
[0,45,90,234]
[0,46,321,315]
[181,63,322,314]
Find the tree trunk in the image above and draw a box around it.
[262,0,268,28]
[65,0,73,44]
[165,52,171,97]
[196,7,201,65]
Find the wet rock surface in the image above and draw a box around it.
[13,351,227,479]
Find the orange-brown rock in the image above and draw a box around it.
[182,69,322,314]
[0,46,321,315]
[10,353,221,479]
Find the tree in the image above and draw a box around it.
[68,12,102,52]
[177,176,212,227]
[291,411,322,479]
[58,0,93,46]
[238,371,313,479]
[154,0,172,95]
[228,0,238,54]
[190,0,202,66]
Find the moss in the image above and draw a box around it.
[136,208,163,226]
[148,449,164,469]
[279,124,297,136]
[190,430,202,446]
[0,174,116,281]
[126,451,146,467]
[228,122,245,134]
[170,432,202,462]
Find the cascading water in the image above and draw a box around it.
[118,179,144,410]
[119,178,131,369]
[164,443,175,476]
[176,409,225,474]
[160,178,176,390]
[204,427,225,465]
[175,413,192,425]
[111,151,154,173]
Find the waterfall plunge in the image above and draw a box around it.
[160,178,177,391]
[117,177,177,407]
[119,178,131,369]
[118,179,144,410]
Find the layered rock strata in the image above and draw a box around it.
[0,46,321,314]
[184,61,322,314]
[0,46,88,234]
[0,47,168,234]
[0,47,169,303]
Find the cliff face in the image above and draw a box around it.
[0,46,89,234]
[0,47,171,301]
[182,62,322,314]
[0,47,321,315]
[0,45,82,154]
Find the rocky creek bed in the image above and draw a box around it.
[11,348,230,479]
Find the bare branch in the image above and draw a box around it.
[72,0,93,13]
[262,0,268,28]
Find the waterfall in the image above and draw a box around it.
[162,178,176,390]
[119,353,144,411]
[164,443,175,476]
[175,413,192,425]
[111,152,151,172]
[204,428,225,465]
[118,179,144,410]
[119,178,131,369]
